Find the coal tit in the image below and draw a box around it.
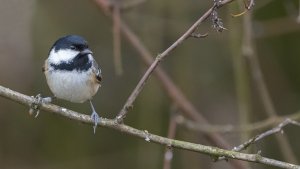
[43,35,102,133]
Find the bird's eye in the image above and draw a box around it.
[70,45,76,50]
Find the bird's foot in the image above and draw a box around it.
[91,111,100,134]
[29,94,53,118]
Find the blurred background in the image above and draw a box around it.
[1,0,300,168]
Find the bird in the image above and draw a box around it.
[42,35,102,133]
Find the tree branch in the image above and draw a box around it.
[176,112,300,133]
[163,105,178,169]
[112,0,123,75]
[0,85,299,169]
[115,0,234,122]
[216,119,300,162]
[92,1,249,168]
[242,8,298,163]
[231,119,300,153]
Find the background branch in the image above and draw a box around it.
[94,1,248,168]
[112,0,123,75]
[243,9,298,163]
[93,1,271,168]
[218,118,300,162]
[176,111,300,133]
[234,118,300,152]
[163,105,178,169]
[115,0,234,122]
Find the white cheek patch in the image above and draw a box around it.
[48,48,79,64]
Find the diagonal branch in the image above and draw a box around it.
[242,9,298,163]
[176,112,300,133]
[233,119,300,152]
[115,0,234,122]
[93,0,245,168]
[0,85,299,169]
[232,119,300,152]
[118,19,247,169]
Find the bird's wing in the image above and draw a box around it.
[92,59,102,84]
[42,60,48,72]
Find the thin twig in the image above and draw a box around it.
[115,0,234,123]
[243,9,298,163]
[230,0,255,17]
[118,19,247,169]
[246,0,255,10]
[163,105,178,169]
[215,118,300,163]
[112,2,123,75]
[176,112,300,133]
[94,0,298,166]
[0,85,299,169]
[94,1,246,168]
[229,0,252,143]
[190,32,209,38]
[232,119,300,153]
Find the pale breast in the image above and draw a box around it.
[45,70,100,103]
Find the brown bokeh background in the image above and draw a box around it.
[1,0,300,168]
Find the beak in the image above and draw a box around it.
[80,49,93,55]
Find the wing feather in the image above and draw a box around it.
[92,59,102,83]
[42,60,48,72]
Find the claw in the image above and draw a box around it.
[91,111,100,134]
[89,100,100,134]
[29,94,53,118]
[29,94,43,117]
[34,109,41,118]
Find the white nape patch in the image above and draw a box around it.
[88,54,94,61]
[48,48,79,64]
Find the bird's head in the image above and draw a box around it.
[48,35,93,64]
